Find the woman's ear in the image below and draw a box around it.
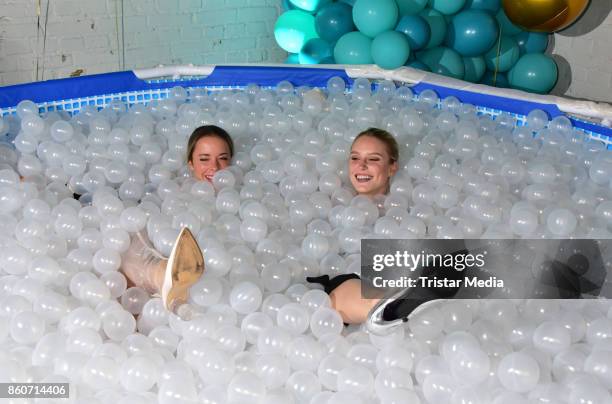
[389,160,399,177]
[188,160,194,171]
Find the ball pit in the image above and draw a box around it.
[1,65,612,404]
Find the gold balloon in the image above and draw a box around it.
[502,0,590,32]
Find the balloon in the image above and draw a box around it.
[463,56,487,82]
[396,0,428,16]
[286,53,301,64]
[340,0,356,5]
[480,70,509,87]
[496,8,523,36]
[315,2,356,43]
[417,46,465,80]
[508,53,558,94]
[352,0,399,38]
[463,0,501,14]
[430,0,467,15]
[446,10,500,56]
[419,9,448,49]
[282,0,297,11]
[274,10,319,53]
[407,60,431,71]
[484,35,520,72]
[502,0,589,32]
[396,15,431,50]
[371,30,411,69]
[515,31,549,54]
[289,0,332,13]
[333,31,374,64]
[299,38,334,64]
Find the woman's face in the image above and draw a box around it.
[189,135,231,182]
[349,135,398,197]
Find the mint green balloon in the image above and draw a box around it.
[372,31,411,69]
[508,53,558,94]
[353,0,399,38]
[396,0,428,16]
[289,0,332,13]
[429,0,467,15]
[334,31,374,64]
[417,46,465,80]
[274,10,319,53]
[419,9,447,49]
[463,56,486,82]
[484,35,520,72]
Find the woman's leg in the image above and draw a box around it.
[120,228,204,312]
[329,279,381,324]
[121,231,168,295]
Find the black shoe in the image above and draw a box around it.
[366,247,467,336]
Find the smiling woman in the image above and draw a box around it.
[187,125,235,182]
[308,127,401,324]
[349,128,399,196]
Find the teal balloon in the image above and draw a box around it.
[299,38,334,64]
[480,70,508,87]
[429,0,467,15]
[315,2,355,43]
[274,10,319,53]
[463,56,486,82]
[496,9,522,36]
[484,35,520,72]
[419,9,447,49]
[320,56,336,63]
[282,0,297,11]
[289,0,332,13]
[515,31,549,55]
[334,31,374,64]
[417,46,465,79]
[463,0,500,14]
[339,0,356,5]
[508,53,558,94]
[353,0,399,38]
[372,30,411,69]
[446,10,499,57]
[396,0,428,16]
[395,15,431,50]
[286,53,301,64]
[407,60,430,71]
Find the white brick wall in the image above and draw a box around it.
[0,0,285,86]
[550,2,612,103]
[1,0,609,105]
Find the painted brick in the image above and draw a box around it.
[237,7,277,23]
[193,9,237,25]
[225,23,245,38]
[246,21,267,36]
[0,3,35,17]
[156,0,179,14]
[124,16,148,32]
[59,37,85,52]
[147,14,192,29]
[50,1,82,17]
[83,1,109,16]
[181,27,205,41]
[204,25,225,39]
[227,0,248,7]
[2,23,37,39]
[179,0,203,12]
[216,37,256,51]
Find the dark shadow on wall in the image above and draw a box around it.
[557,0,612,37]
[549,54,573,97]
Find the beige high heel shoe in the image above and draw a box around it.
[121,227,204,313]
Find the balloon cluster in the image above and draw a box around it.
[274,0,577,94]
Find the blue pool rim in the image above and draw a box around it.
[1,65,611,141]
